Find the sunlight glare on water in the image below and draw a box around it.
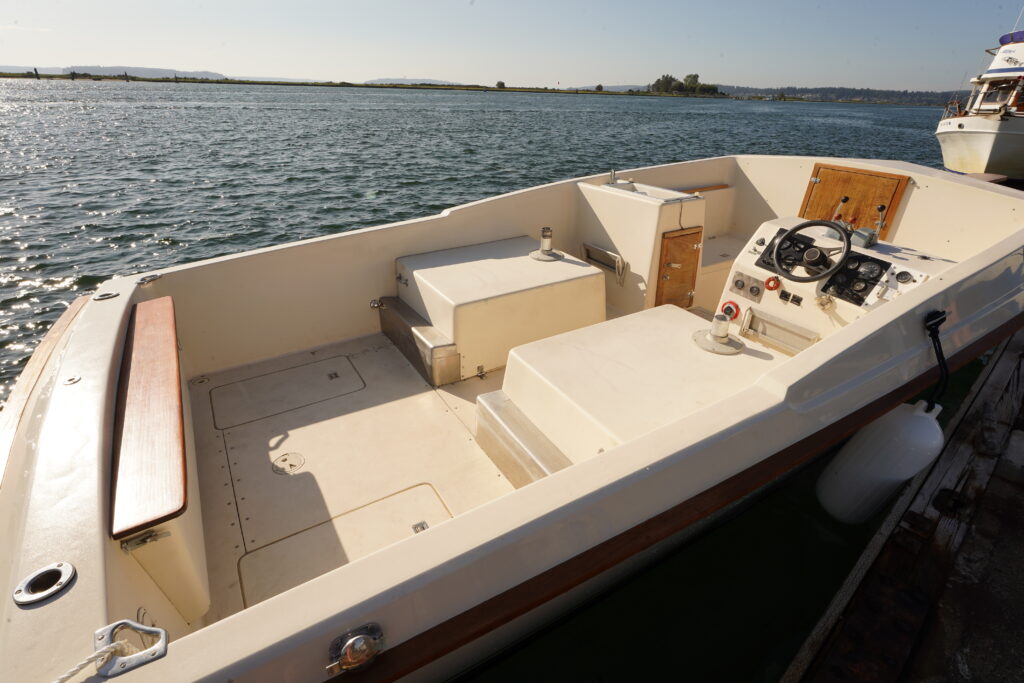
[0,79,943,404]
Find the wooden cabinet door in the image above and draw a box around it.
[799,163,909,241]
[654,227,702,308]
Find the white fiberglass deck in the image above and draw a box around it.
[190,334,512,620]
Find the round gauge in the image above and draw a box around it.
[851,280,868,292]
[749,285,762,296]
[734,279,745,289]
[846,259,861,270]
[859,262,883,279]
[896,270,913,284]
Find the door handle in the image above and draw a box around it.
[665,262,682,269]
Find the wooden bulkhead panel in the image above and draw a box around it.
[799,163,910,241]
[655,226,703,308]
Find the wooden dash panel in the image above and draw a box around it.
[798,163,910,241]
[655,227,702,308]
[110,296,186,539]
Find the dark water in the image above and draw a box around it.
[1,80,944,404]
[456,457,875,683]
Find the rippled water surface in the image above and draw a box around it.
[0,80,942,402]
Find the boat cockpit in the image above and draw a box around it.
[8,156,1021,680]
[167,160,957,627]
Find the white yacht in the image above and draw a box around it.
[1,155,1022,682]
[936,30,1024,178]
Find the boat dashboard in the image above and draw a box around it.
[714,217,955,355]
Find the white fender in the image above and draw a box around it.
[816,400,944,524]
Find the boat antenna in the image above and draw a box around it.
[924,310,949,411]
[1014,4,1024,31]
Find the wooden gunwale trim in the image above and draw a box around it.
[338,310,1024,682]
[0,296,89,489]
[678,184,730,194]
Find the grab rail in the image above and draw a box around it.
[580,242,628,286]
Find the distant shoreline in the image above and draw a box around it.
[0,72,721,97]
[0,72,941,106]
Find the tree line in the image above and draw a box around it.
[718,84,957,106]
[650,73,721,95]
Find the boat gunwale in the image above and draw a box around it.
[0,295,88,489]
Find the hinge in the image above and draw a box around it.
[120,529,170,553]
[810,177,821,184]
[692,243,703,250]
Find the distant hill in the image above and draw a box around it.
[65,66,226,79]
[0,66,64,75]
[365,78,462,86]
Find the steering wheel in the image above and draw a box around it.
[771,220,851,283]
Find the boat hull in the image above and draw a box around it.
[3,156,1023,683]
[344,309,1024,683]
[935,114,1024,178]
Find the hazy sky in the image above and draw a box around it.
[4,0,1021,90]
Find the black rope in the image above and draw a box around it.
[925,310,949,411]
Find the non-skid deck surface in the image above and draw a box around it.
[191,335,513,619]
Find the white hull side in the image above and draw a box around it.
[406,484,769,682]
[936,115,1024,177]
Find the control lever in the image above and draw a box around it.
[874,204,887,230]
[832,196,849,222]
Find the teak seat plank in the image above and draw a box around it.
[677,183,730,194]
[110,296,186,540]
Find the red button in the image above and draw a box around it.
[721,301,740,319]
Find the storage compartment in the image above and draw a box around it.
[498,305,783,463]
[396,236,606,379]
[577,182,706,316]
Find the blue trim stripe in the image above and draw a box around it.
[984,67,1024,74]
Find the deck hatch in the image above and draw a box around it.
[210,355,364,429]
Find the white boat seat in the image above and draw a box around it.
[395,235,606,381]
[498,305,784,464]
